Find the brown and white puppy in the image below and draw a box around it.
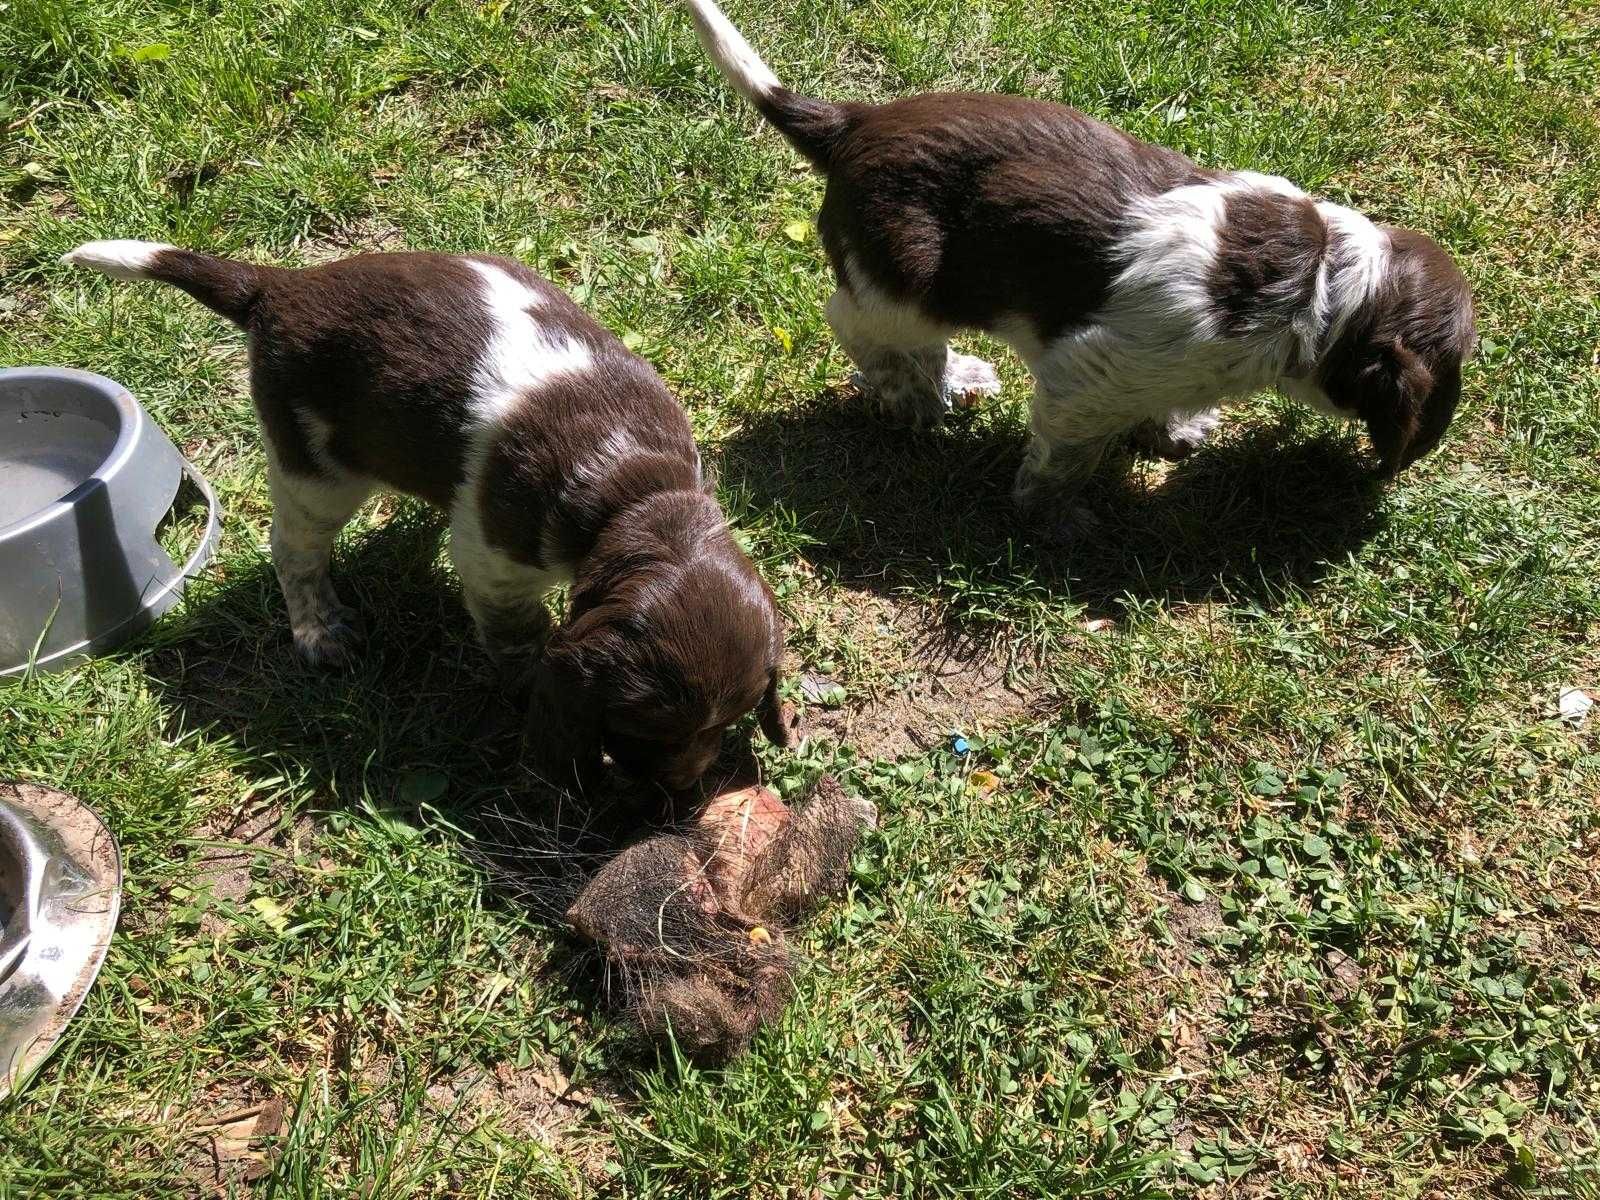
[63,241,798,788]
[680,1,1476,532]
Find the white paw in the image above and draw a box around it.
[852,372,948,429]
[945,353,1003,402]
[292,615,361,668]
[1165,408,1221,453]
[1174,407,1221,437]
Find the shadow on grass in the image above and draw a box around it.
[130,400,1386,1077]
[720,389,1389,621]
[136,502,693,1055]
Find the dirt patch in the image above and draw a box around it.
[293,217,409,265]
[189,802,313,938]
[170,1084,290,1196]
[1149,890,1231,1083]
[793,592,1049,759]
[199,1096,286,1190]
[0,282,46,327]
[493,1063,590,1138]
[352,1045,613,1152]
[1107,870,1231,1088]
[810,655,1037,760]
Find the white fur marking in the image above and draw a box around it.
[464,260,591,426]
[681,0,780,103]
[565,427,650,499]
[61,239,176,281]
[262,447,373,665]
[945,352,1004,399]
[450,260,593,608]
[1314,202,1390,351]
[1112,182,1232,342]
[1020,172,1369,470]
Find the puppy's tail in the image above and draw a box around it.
[680,0,849,170]
[62,240,268,328]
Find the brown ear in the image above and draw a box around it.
[757,672,801,748]
[522,611,609,792]
[1365,338,1434,477]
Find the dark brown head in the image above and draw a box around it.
[1318,227,1476,477]
[524,492,796,792]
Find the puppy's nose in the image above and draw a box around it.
[662,766,703,792]
[661,753,717,793]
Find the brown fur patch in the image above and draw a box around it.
[1210,190,1327,337]
[566,776,873,1060]
[814,92,1209,344]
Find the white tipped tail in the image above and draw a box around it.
[681,0,781,104]
[61,239,266,327]
[677,0,848,169]
[61,239,177,281]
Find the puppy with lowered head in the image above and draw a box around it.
[679,0,1476,535]
[63,241,798,789]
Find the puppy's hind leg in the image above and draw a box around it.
[266,459,373,667]
[825,288,999,428]
[1130,406,1222,461]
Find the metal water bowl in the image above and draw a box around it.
[0,781,122,1100]
[0,367,220,675]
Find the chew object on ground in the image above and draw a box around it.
[565,776,875,1060]
[698,783,791,900]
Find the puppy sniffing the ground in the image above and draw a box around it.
[63,241,799,789]
[679,0,1476,536]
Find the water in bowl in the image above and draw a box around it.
[0,409,116,528]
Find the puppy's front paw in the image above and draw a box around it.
[851,371,949,430]
[1131,409,1221,461]
[944,353,1002,405]
[292,612,362,669]
[1021,500,1101,550]
[524,743,602,795]
[484,640,547,699]
[521,724,603,795]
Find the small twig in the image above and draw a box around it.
[1290,984,1360,1122]
[5,101,57,133]
[191,1103,265,1130]
[1389,1030,1445,1061]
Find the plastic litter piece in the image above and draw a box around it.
[1559,687,1594,728]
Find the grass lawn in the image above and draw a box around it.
[3,0,1599,1194]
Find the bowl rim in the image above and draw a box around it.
[0,779,123,1101]
[0,366,146,541]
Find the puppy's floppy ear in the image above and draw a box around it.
[757,670,801,748]
[1361,338,1435,477]
[754,602,800,748]
[523,608,610,792]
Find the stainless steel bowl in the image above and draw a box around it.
[0,780,122,1100]
[0,366,220,675]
